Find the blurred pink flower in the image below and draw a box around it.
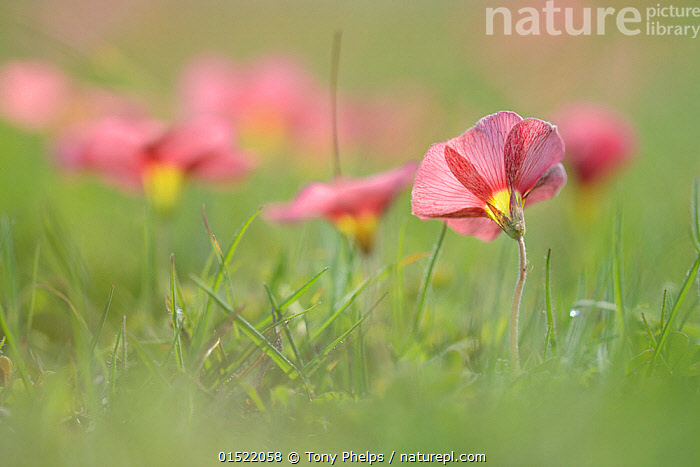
[58,115,255,209]
[179,54,323,152]
[265,161,417,253]
[179,56,245,122]
[0,60,71,130]
[412,111,566,241]
[554,104,636,185]
[179,54,432,160]
[296,91,437,160]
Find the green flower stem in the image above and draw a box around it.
[510,235,528,377]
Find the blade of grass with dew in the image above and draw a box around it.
[109,321,123,405]
[304,293,386,376]
[260,303,320,335]
[651,255,700,371]
[191,276,304,382]
[218,303,321,386]
[264,284,303,367]
[278,267,329,312]
[544,248,557,358]
[193,208,260,351]
[89,286,114,356]
[410,222,447,339]
[170,255,184,373]
[311,270,378,342]
[202,205,235,303]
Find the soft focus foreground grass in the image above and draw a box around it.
[1,1,700,465]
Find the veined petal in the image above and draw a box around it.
[504,118,565,195]
[524,163,567,207]
[447,111,522,192]
[412,142,485,218]
[445,218,502,241]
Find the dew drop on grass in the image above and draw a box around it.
[569,309,580,318]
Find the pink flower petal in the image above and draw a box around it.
[445,218,502,241]
[265,183,338,222]
[178,56,244,120]
[447,111,522,193]
[504,118,565,195]
[524,163,567,207]
[61,117,163,189]
[0,60,71,130]
[412,142,485,218]
[330,161,416,217]
[267,162,416,223]
[554,104,635,184]
[189,151,256,182]
[156,116,233,168]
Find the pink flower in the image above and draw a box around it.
[179,54,323,153]
[412,111,566,241]
[266,162,417,253]
[0,60,71,130]
[554,104,635,185]
[57,115,255,209]
[178,55,245,122]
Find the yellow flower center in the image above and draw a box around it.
[143,164,185,212]
[485,189,526,239]
[335,213,379,254]
[239,108,289,154]
[485,189,513,222]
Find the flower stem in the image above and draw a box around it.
[510,235,528,377]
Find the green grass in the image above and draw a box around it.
[2,1,700,465]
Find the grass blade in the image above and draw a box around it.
[544,248,557,358]
[0,301,32,391]
[194,208,261,349]
[311,271,377,342]
[0,217,19,325]
[170,255,184,372]
[651,255,700,371]
[612,211,626,348]
[25,243,41,342]
[304,293,385,375]
[89,286,115,356]
[109,319,124,404]
[264,284,304,367]
[191,276,304,382]
[411,222,447,337]
[278,267,328,312]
